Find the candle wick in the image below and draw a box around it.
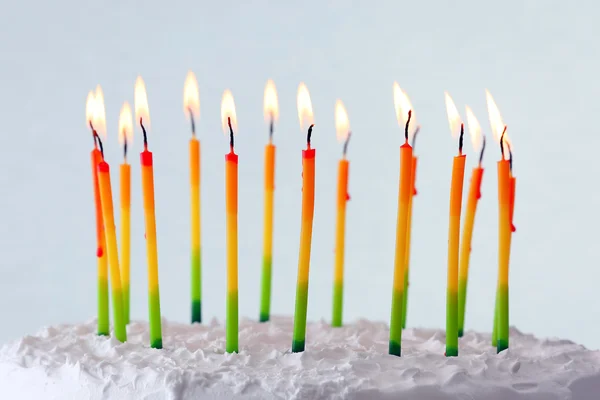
[89,120,98,149]
[411,125,421,151]
[123,135,128,163]
[458,123,464,155]
[140,118,148,150]
[343,132,351,158]
[188,107,196,137]
[507,141,513,173]
[478,135,486,167]
[228,117,235,152]
[307,124,315,148]
[500,126,507,160]
[404,110,412,144]
[269,114,274,143]
[95,131,104,160]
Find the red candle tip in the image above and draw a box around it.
[302,148,316,159]
[511,224,516,233]
[226,152,239,163]
[98,162,110,172]
[96,247,103,258]
[141,150,153,166]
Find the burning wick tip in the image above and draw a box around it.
[343,132,351,158]
[228,117,235,152]
[188,107,196,137]
[459,123,465,155]
[478,135,486,167]
[140,118,148,150]
[404,110,412,143]
[500,126,507,160]
[307,124,315,148]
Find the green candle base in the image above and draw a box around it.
[97,277,109,336]
[497,339,508,354]
[151,338,163,349]
[458,329,464,338]
[227,290,239,353]
[259,256,272,323]
[446,347,458,357]
[124,284,130,325]
[292,339,305,353]
[191,300,202,324]
[111,287,127,343]
[388,340,401,357]
[149,289,163,349]
[401,270,409,329]
[457,277,467,338]
[331,281,343,327]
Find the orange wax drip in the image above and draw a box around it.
[509,176,516,232]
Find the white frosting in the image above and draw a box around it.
[1,317,599,399]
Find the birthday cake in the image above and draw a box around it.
[0,317,599,400]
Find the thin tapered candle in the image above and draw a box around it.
[444,92,466,357]
[118,102,133,325]
[292,82,316,352]
[222,90,239,353]
[260,80,278,322]
[87,89,109,336]
[457,107,486,337]
[136,77,163,349]
[402,150,418,329]
[184,71,202,324]
[97,155,127,343]
[332,99,351,328]
[390,83,415,356]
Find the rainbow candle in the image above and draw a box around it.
[401,155,417,329]
[87,88,109,336]
[495,151,511,353]
[97,160,127,343]
[118,102,133,325]
[91,147,109,336]
[136,76,163,349]
[184,71,202,324]
[444,93,466,357]
[222,90,239,353]
[389,103,414,356]
[457,107,486,337]
[332,99,351,328]
[292,82,316,353]
[260,79,278,323]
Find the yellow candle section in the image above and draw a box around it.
[141,151,163,349]
[446,154,466,357]
[401,156,417,329]
[259,143,275,322]
[332,158,349,327]
[225,152,239,353]
[120,163,131,325]
[97,162,127,343]
[190,138,202,323]
[457,166,484,336]
[389,142,413,356]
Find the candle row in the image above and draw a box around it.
[85,74,515,357]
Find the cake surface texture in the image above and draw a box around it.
[0,317,599,400]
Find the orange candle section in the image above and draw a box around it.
[457,166,484,337]
[91,149,109,336]
[120,163,131,324]
[389,142,413,356]
[225,151,239,353]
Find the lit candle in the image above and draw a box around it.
[86,88,109,336]
[444,92,466,357]
[292,82,316,353]
[221,89,239,353]
[184,71,202,324]
[393,85,420,330]
[118,102,133,325]
[457,106,486,337]
[389,82,414,356]
[331,99,351,328]
[486,90,513,353]
[135,76,163,349]
[260,79,279,323]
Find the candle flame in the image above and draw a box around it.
[334,99,350,142]
[485,89,511,158]
[134,76,151,130]
[393,82,418,139]
[263,79,279,123]
[85,85,106,138]
[220,89,237,135]
[297,82,314,131]
[444,92,462,138]
[465,106,482,153]
[183,71,200,119]
[118,102,134,145]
